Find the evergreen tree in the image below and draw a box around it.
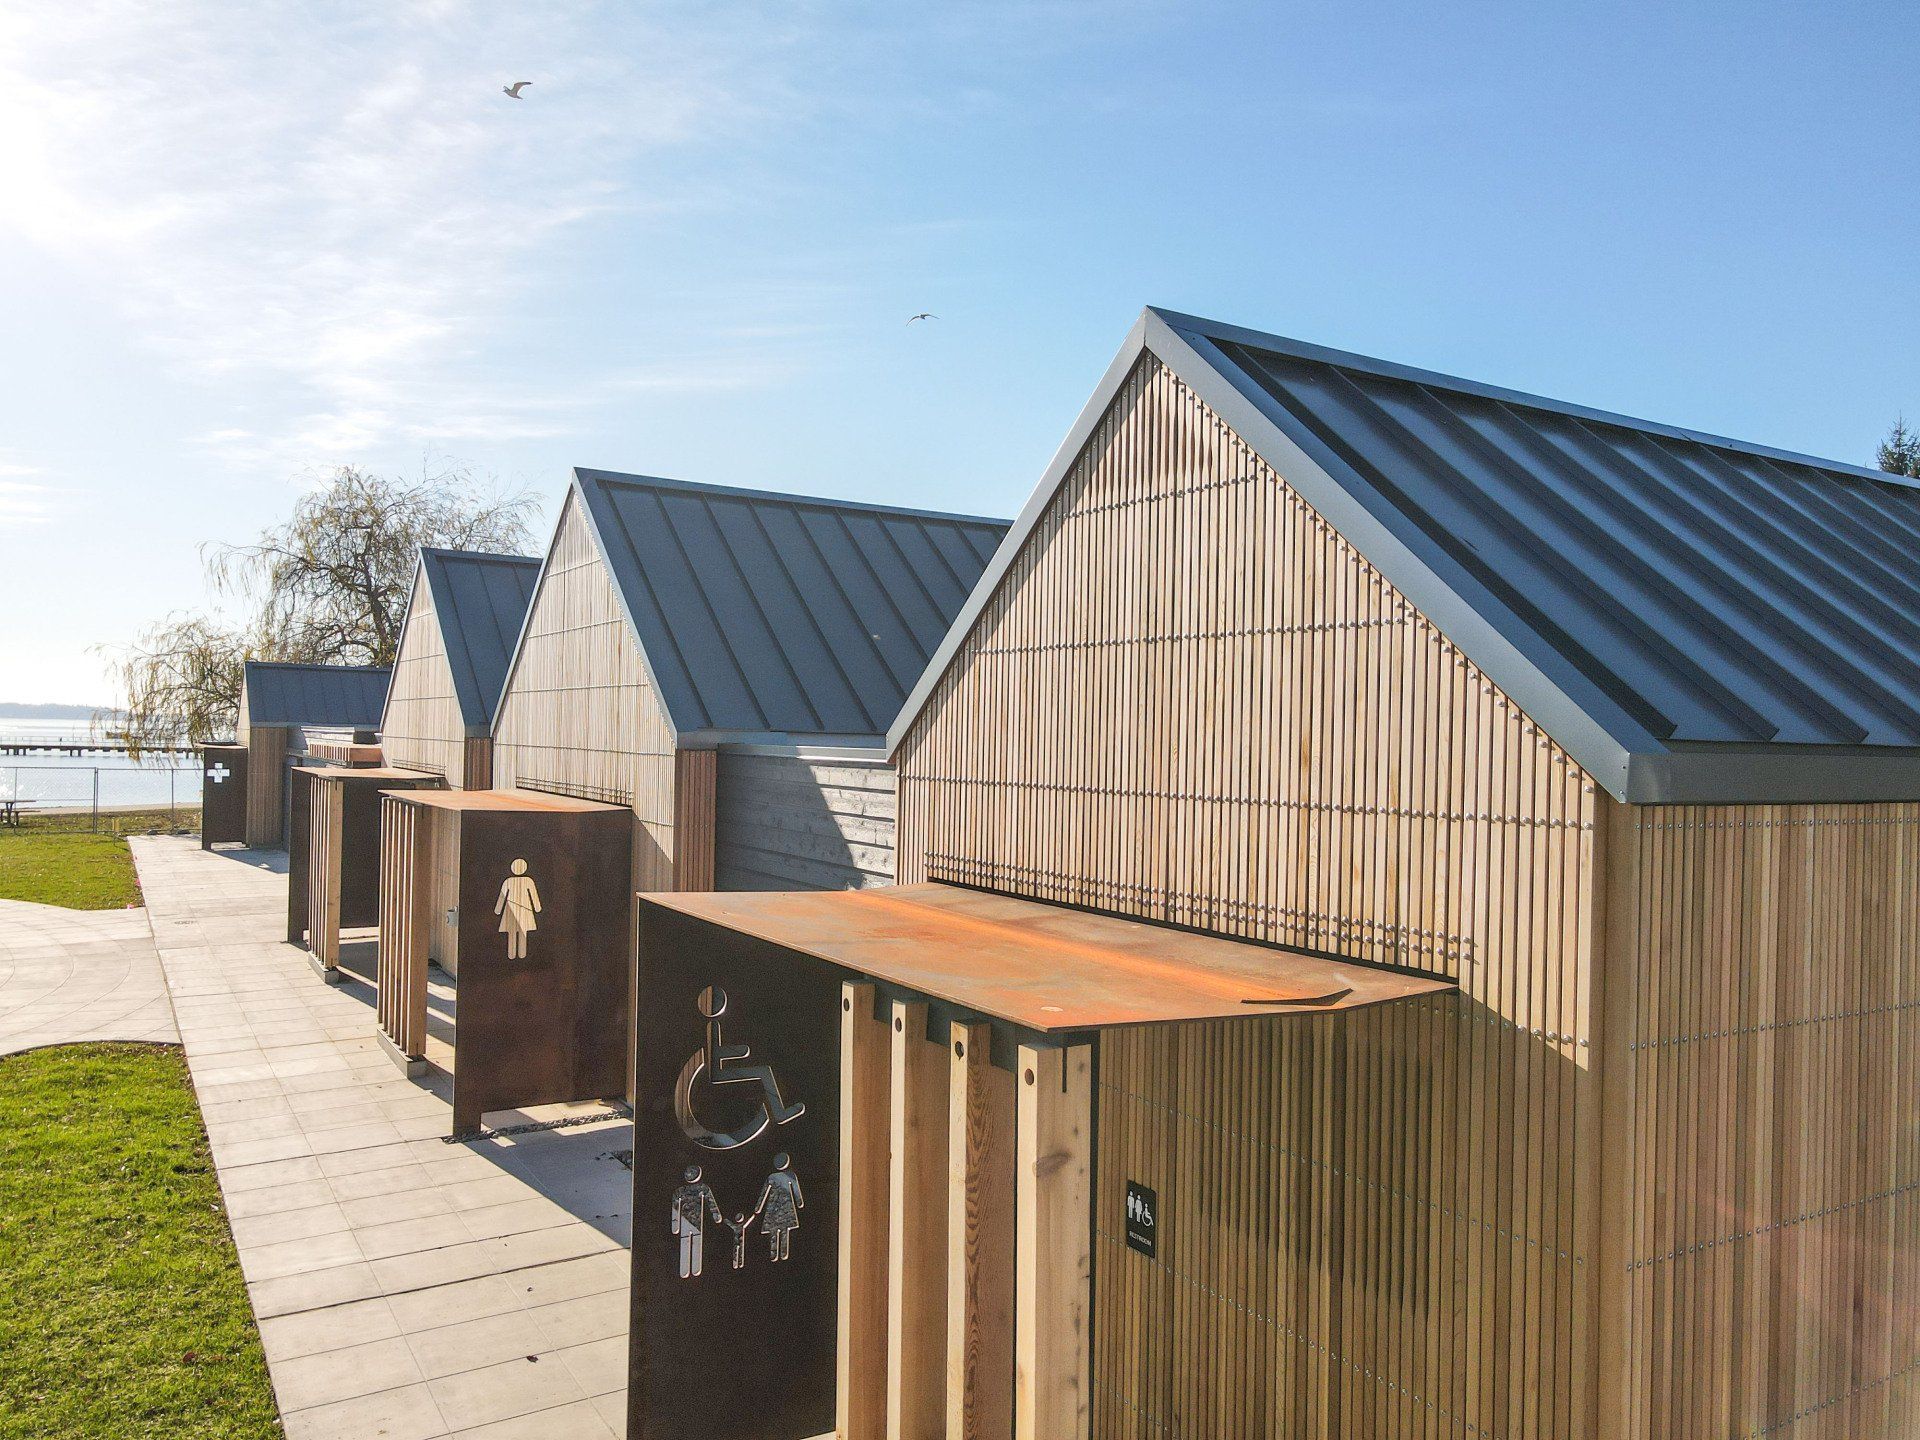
[1877,418,1920,478]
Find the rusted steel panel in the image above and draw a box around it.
[648,883,1451,1033]
[379,786,635,1134]
[629,902,842,1440]
[448,799,633,1133]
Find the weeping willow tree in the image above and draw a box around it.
[105,465,536,756]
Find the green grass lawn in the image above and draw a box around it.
[0,807,197,908]
[0,829,144,908]
[0,1044,282,1439]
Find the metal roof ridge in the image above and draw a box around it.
[571,466,1012,528]
[419,546,541,567]
[246,660,391,674]
[1147,305,1917,492]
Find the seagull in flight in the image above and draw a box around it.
[503,81,532,98]
[906,312,937,325]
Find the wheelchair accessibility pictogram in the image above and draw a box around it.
[673,985,805,1152]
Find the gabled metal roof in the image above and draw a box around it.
[889,307,1920,804]
[571,470,1010,745]
[416,548,541,731]
[242,661,390,729]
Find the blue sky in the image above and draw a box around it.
[1,0,1915,701]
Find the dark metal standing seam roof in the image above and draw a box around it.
[243,662,390,728]
[1201,330,1920,752]
[417,549,541,730]
[889,307,1920,803]
[572,470,1010,744]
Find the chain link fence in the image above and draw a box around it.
[0,764,202,835]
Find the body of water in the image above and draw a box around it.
[0,719,199,812]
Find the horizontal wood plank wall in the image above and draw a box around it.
[245,725,288,848]
[491,490,679,893]
[895,355,1602,1439]
[381,569,466,784]
[1606,803,1920,1440]
[714,751,898,891]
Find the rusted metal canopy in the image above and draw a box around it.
[647,884,1454,1033]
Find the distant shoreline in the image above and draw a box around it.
[0,704,119,720]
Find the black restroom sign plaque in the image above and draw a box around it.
[629,903,842,1440]
[1125,1180,1158,1258]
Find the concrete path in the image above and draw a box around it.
[0,896,177,1054]
[131,836,633,1440]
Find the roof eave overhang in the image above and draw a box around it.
[1627,747,1920,805]
[682,729,887,754]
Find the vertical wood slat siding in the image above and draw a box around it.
[377,795,433,1059]
[307,780,344,967]
[381,569,468,784]
[462,736,493,792]
[714,752,898,892]
[672,748,717,892]
[1605,803,1920,1440]
[491,491,680,893]
[894,355,1600,1440]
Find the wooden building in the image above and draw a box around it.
[379,547,540,789]
[628,309,1920,1440]
[489,469,1009,900]
[234,661,390,848]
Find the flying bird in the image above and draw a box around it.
[906,312,937,325]
[503,81,532,98]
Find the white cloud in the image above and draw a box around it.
[0,0,796,467]
[0,480,53,528]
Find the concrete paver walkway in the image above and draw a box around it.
[0,896,177,1054]
[131,836,633,1440]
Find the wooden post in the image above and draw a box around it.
[462,735,493,791]
[947,1021,1015,1440]
[313,780,345,972]
[1015,1043,1091,1440]
[672,747,716,891]
[887,999,950,1439]
[838,982,892,1440]
[1593,797,1639,1440]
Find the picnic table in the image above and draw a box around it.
[1,798,30,828]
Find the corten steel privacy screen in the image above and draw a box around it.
[629,904,841,1440]
[449,803,632,1134]
[199,744,248,848]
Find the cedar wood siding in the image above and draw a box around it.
[1596,801,1920,1439]
[895,354,1603,1439]
[381,568,469,785]
[895,352,1920,1438]
[490,489,680,893]
[714,750,897,891]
